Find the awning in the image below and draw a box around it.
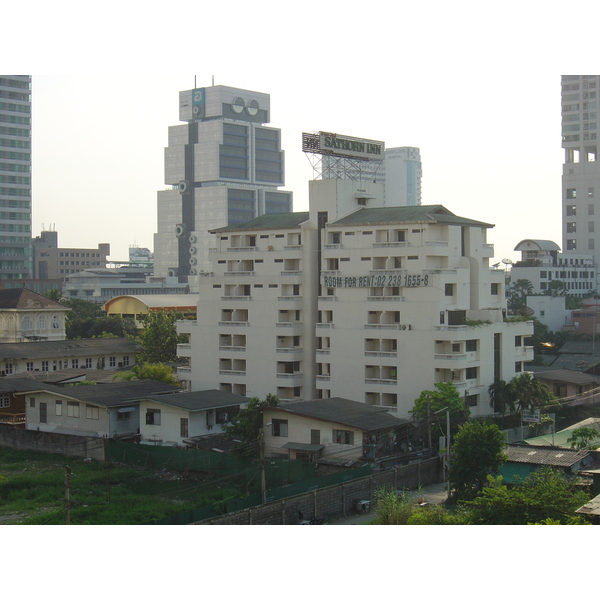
[283,442,324,452]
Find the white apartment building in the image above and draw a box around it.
[154,84,292,286]
[561,76,600,261]
[510,239,597,296]
[177,179,533,419]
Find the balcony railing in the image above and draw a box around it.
[0,412,25,424]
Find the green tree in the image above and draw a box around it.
[137,311,183,363]
[462,467,590,525]
[44,288,66,303]
[511,278,534,298]
[449,421,507,501]
[567,426,600,450]
[410,382,467,422]
[223,394,279,456]
[544,279,567,297]
[508,372,557,411]
[112,363,180,386]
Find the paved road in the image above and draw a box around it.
[327,481,450,525]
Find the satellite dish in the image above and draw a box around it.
[501,258,513,265]
[524,307,535,316]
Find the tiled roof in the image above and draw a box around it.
[506,444,589,467]
[534,369,600,386]
[0,377,60,393]
[330,205,493,228]
[0,338,138,360]
[141,389,248,411]
[211,212,309,233]
[269,397,408,432]
[0,288,69,311]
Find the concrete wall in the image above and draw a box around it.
[197,456,441,525]
[0,426,105,460]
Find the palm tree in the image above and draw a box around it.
[511,279,533,298]
[488,378,516,419]
[507,372,555,411]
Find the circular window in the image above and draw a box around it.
[232,97,245,113]
[247,99,259,116]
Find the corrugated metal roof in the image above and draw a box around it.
[534,369,600,386]
[269,397,407,432]
[513,239,561,252]
[329,205,493,228]
[211,212,310,233]
[506,444,589,467]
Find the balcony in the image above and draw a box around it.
[219,345,246,352]
[0,412,25,425]
[219,370,246,377]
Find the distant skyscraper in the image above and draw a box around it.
[0,76,32,279]
[561,75,600,266]
[320,144,422,206]
[153,85,292,283]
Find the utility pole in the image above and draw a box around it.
[259,428,266,504]
[65,465,71,525]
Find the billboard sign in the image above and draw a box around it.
[302,131,384,161]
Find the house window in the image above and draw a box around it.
[333,429,354,445]
[123,356,130,366]
[311,429,320,445]
[117,411,130,421]
[466,339,477,352]
[180,418,189,438]
[85,358,92,369]
[71,359,79,369]
[0,394,10,408]
[67,401,80,418]
[26,362,34,372]
[272,419,288,437]
[29,397,35,408]
[216,407,237,423]
[41,361,49,372]
[55,400,62,416]
[86,405,99,420]
[109,356,116,367]
[146,409,161,425]
[491,283,500,295]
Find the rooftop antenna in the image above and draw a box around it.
[194,75,196,88]
[212,75,214,86]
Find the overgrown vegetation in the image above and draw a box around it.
[0,447,242,525]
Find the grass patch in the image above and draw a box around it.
[0,447,246,525]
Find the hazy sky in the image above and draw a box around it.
[8,1,598,263]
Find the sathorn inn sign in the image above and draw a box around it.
[302,131,385,161]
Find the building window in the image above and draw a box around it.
[445,283,454,296]
[567,222,577,233]
[109,356,116,367]
[311,429,320,445]
[180,418,189,438]
[5,363,12,375]
[333,429,354,445]
[29,397,35,408]
[67,401,80,418]
[566,189,577,199]
[117,411,131,421]
[466,339,477,352]
[26,361,34,372]
[85,358,92,369]
[491,283,500,295]
[86,404,99,420]
[272,419,288,437]
[0,394,9,408]
[146,409,161,425]
[566,205,576,216]
[567,239,577,250]
[123,356,130,366]
[41,361,49,372]
[55,400,62,416]
[71,359,78,369]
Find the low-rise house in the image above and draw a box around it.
[498,444,594,483]
[0,337,138,376]
[525,417,600,448]
[138,389,248,446]
[0,288,70,342]
[20,380,180,438]
[262,397,408,464]
[533,369,600,403]
[0,378,60,428]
